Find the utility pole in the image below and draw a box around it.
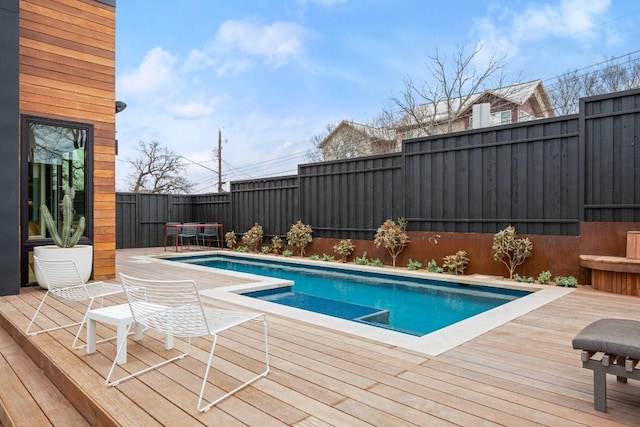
[217,129,224,193]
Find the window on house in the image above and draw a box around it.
[23,117,92,241]
[519,110,534,122]
[490,110,512,125]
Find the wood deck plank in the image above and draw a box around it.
[1,248,640,425]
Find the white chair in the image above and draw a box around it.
[107,273,269,413]
[27,257,124,349]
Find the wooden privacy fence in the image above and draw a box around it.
[116,88,640,249]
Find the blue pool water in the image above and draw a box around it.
[168,254,530,336]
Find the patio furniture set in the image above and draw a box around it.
[164,222,223,252]
[26,255,269,413]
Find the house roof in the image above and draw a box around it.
[398,79,553,126]
[318,120,395,149]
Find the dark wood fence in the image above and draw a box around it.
[116,88,640,248]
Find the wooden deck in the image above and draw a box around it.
[1,248,640,426]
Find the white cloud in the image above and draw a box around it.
[165,99,222,119]
[183,19,307,74]
[472,0,612,60]
[117,47,177,95]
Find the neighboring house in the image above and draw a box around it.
[319,80,554,161]
[0,0,117,294]
[318,121,396,161]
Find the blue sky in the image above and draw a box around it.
[114,0,640,193]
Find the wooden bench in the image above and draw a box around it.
[572,318,640,412]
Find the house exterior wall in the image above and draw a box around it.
[19,0,116,283]
[0,0,21,296]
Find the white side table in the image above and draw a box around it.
[87,303,143,365]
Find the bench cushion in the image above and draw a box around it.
[572,318,640,360]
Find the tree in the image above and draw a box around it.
[492,225,533,279]
[548,57,640,115]
[125,140,193,194]
[386,42,511,138]
[374,218,409,267]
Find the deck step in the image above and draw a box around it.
[0,327,89,426]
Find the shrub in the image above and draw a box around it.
[492,225,533,279]
[426,259,443,273]
[321,253,334,261]
[369,258,384,267]
[309,254,320,261]
[271,235,283,254]
[555,276,578,287]
[287,220,313,256]
[333,239,355,263]
[354,252,369,265]
[537,270,552,284]
[283,249,293,257]
[407,259,422,270]
[224,231,236,249]
[241,223,263,252]
[234,246,249,253]
[442,251,469,275]
[374,218,410,267]
[513,273,535,283]
[261,246,271,254]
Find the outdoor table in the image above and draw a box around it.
[163,223,223,251]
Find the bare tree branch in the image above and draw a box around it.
[126,140,193,194]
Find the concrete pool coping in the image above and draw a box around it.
[150,251,574,356]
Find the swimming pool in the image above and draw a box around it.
[166,254,530,336]
[158,252,573,356]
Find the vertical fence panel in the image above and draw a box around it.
[116,88,640,247]
[583,90,640,221]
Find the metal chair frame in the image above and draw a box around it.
[106,273,269,412]
[26,257,124,350]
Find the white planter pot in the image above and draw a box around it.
[33,245,93,289]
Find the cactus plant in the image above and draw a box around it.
[41,185,85,248]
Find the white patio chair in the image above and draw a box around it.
[106,273,269,413]
[26,257,124,349]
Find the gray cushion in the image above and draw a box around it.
[572,318,640,360]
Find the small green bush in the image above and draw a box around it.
[333,239,355,263]
[369,258,384,267]
[513,273,535,283]
[442,251,469,275]
[283,249,293,257]
[261,246,271,254]
[555,276,578,287]
[241,223,264,252]
[537,270,552,284]
[426,259,443,273]
[374,218,410,267]
[271,235,283,254]
[407,259,422,270]
[224,231,236,249]
[321,253,334,261]
[234,246,249,253]
[287,220,313,256]
[309,254,320,261]
[354,252,369,265]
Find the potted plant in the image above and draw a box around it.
[33,185,92,288]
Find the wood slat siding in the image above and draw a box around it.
[299,155,403,240]
[403,116,581,235]
[582,90,640,222]
[20,0,116,280]
[231,176,299,239]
